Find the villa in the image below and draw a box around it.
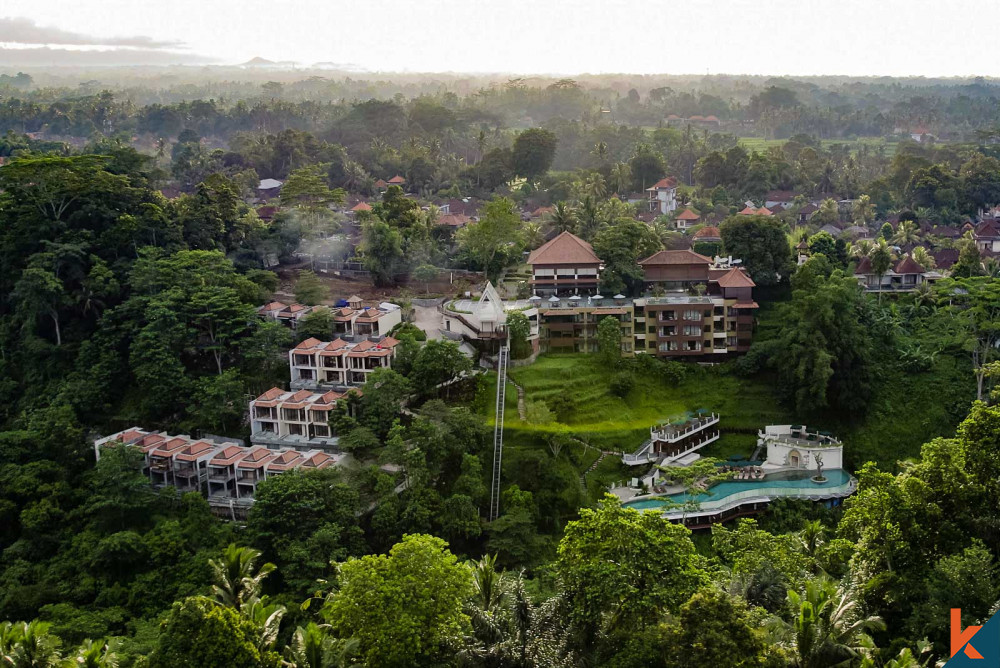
[93,428,345,520]
[288,336,400,389]
[616,423,855,529]
[249,387,353,451]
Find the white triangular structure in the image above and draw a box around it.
[475,282,507,326]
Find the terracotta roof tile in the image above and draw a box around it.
[676,208,700,220]
[527,231,602,266]
[638,249,712,266]
[714,267,756,288]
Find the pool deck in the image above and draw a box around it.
[621,468,857,523]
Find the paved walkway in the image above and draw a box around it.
[508,377,527,420]
[411,304,443,340]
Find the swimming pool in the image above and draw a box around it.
[624,468,853,511]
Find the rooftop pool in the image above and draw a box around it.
[624,468,853,511]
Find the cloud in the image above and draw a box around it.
[0,16,183,49]
[0,46,215,67]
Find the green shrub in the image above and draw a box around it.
[609,371,635,398]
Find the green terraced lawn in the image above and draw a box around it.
[489,354,792,456]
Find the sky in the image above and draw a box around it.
[0,0,997,76]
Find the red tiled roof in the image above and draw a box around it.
[639,249,712,266]
[438,213,471,227]
[692,226,721,239]
[894,255,924,274]
[351,201,372,212]
[527,231,602,266]
[388,175,406,184]
[647,177,678,191]
[738,206,758,215]
[257,387,284,401]
[714,267,756,288]
[374,179,388,188]
[854,256,873,274]
[676,208,700,220]
[211,445,249,465]
[704,115,720,122]
[756,207,773,216]
[260,301,287,311]
[295,337,323,350]
[176,441,217,461]
[379,336,400,348]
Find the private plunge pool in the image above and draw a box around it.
[623,468,855,513]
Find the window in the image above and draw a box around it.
[313,424,330,437]
[659,310,676,322]
[682,309,701,321]
[685,340,701,351]
[682,325,701,336]
[659,341,678,352]
[660,326,676,337]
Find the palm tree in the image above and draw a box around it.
[591,141,609,165]
[609,162,632,196]
[868,239,893,303]
[523,222,544,249]
[62,639,119,668]
[283,623,358,668]
[728,563,788,613]
[209,544,276,608]
[577,196,602,240]
[243,598,287,655]
[910,246,935,270]
[891,220,920,246]
[576,173,606,201]
[798,520,826,561]
[547,202,578,234]
[1,621,63,668]
[783,577,884,668]
[850,239,873,259]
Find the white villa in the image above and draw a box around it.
[441,282,539,346]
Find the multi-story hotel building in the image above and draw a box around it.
[288,336,399,389]
[248,387,353,450]
[93,428,344,518]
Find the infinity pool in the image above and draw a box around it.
[624,468,853,511]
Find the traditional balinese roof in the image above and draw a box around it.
[799,203,819,214]
[894,256,925,274]
[350,201,372,212]
[388,175,406,184]
[975,220,1000,239]
[257,387,285,401]
[638,249,713,266]
[374,179,388,188]
[713,267,756,288]
[819,224,843,236]
[764,190,798,202]
[295,337,324,350]
[704,115,720,122]
[437,213,471,227]
[676,208,700,221]
[933,248,959,269]
[756,207,773,216]
[796,240,810,250]
[738,206,758,215]
[260,301,287,312]
[527,231,601,266]
[854,256,873,274]
[646,177,678,191]
[692,226,721,240]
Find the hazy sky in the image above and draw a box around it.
[1,0,997,76]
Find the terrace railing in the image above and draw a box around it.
[651,413,719,443]
[622,438,655,466]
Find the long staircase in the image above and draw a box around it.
[489,345,509,521]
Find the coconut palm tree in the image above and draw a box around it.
[547,202,578,235]
[209,544,277,608]
[799,520,826,560]
[910,246,935,270]
[577,173,607,201]
[891,220,920,246]
[868,239,893,303]
[523,222,544,249]
[591,141,609,165]
[609,162,632,196]
[243,598,287,655]
[850,239,873,259]
[783,577,884,668]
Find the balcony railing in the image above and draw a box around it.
[651,414,719,443]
